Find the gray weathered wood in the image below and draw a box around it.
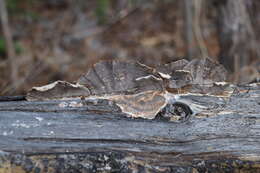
[0,84,260,173]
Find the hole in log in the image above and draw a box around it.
[157,102,193,122]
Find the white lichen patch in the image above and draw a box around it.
[239,154,260,161]
[69,101,83,107]
[59,101,83,108]
[59,102,69,108]
[175,69,191,73]
[135,75,162,81]
[214,82,230,86]
[32,81,58,91]
[217,111,235,115]
[158,72,171,79]
[2,130,13,136]
[32,80,85,91]
[12,122,35,128]
[248,83,260,87]
[35,117,43,122]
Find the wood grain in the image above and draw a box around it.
[0,84,260,173]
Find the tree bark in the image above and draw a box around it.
[0,84,260,172]
[214,0,259,72]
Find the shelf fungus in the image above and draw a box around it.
[26,58,230,121]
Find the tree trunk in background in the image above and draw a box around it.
[214,0,259,72]
[193,0,208,59]
[0,0,18,87]
[184,0,193,60]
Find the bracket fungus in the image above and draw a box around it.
[27,58,229,121]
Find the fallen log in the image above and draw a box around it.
[0,83,260,173]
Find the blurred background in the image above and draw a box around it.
[0,0,259,95]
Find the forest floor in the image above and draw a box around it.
[0,0,259,95]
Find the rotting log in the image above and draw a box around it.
[0,84,260,173]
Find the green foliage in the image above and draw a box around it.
[14,41,23,54]
[23,10,40,20]
[6,0,39,20]
[6,0,20,13]
[0,37,23,56]
[95,0,110,25]
[0,39,5,56]
[129,0,138,6]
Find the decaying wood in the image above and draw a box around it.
[26,58,228,120]
[0,83,260,173]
